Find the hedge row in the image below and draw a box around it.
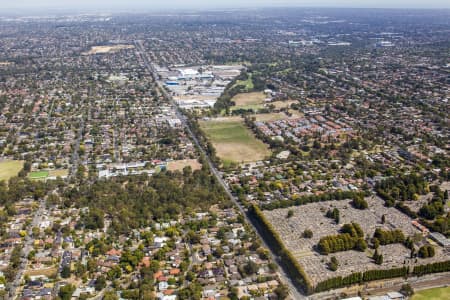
[315,267,408,293]
[248,204,314,294]
[412,260,450,276]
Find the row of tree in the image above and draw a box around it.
[248,204,314,294]
[412,260,450,276]
[261,191,366,210]
[315,267,408,293]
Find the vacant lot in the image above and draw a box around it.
[263,196,447,286]
[49,169,69,178]
[254,111,304,122]
[271,100,298,109]
[0,160,24,182]
[231,92,266,106]
[167,159,202,172]
[82,44,134,55]
[412,286,450,300]
[25,267,57,278]
[200,117,271,164]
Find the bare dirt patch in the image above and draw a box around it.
[232,92,266,106]
[167,159,202,172]
[82,44,134,55]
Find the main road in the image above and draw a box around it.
[134,40,306,300]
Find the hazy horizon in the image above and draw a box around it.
[1,0,450,14]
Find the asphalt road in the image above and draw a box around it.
[134,40,306,300]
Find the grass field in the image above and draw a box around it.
[0,160,24,182]
[167,159,202,172]
[200,117,271,164]
[232,73,254,90]
[412,286,450,300]
[231,92,266,107]
[28,171,49,180]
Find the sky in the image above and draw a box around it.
[1,0,449,12]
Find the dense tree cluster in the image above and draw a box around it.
[63,167,229,234]
[418,245,435,258]
[373,229,405,245]
[418,186,447,220]
[351,195,368,210]
[375,173,428,207]
[317,223,366,254]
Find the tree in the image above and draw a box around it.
[95,275,106,291]
[418,245,435,258]
[61,265,71,278]
[351,196,368,210]
[329,257,339,271]
[59,284,76,300]
[243,261,259,275]
[373,250,384,265]
[326,208,340,224]
[274,284,289,299]
[287,209,294,218]
[302,229,313,238]
[400,283,414,297]
[228,287,239,300]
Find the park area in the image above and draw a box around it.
[28,171,49,180]
[28,169,69,180]
[0,160,24,182]
[199,117,271,165]
[412,286,450,300]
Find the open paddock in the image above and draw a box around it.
[199,117,271,164]
[254,111,304,122]
[270,100,298,109]
[167,159,202,172]
[82,44,134,55]
[0,160,24,182]
[231,92,266,106]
